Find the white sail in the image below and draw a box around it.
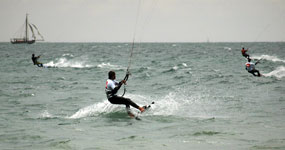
[29,24,36,39]
[32,24,44,41]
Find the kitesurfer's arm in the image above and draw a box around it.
[255,60,260,65]
[123,71,130,81]
[111,80,126,94]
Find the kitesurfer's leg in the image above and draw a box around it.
[248,71,257,76]
[108,96,144,112]
[255,69,261,77]
[110,96,140,109]
[36,62,43,67]
[243,53,250,59]
[124,97,145,112]
[126,105,135,118]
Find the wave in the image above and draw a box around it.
[163,63,190,73]
[38,110,56,119]
[44,58,92,68]
[251,55,285,63]
[263,66,285,78]
[96,62,124,70]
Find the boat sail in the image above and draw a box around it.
[10,14,44,44]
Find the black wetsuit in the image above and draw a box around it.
[32,56,43,67]
[105,77,139,110]
[248,70,261,77]
[108,96,140,110]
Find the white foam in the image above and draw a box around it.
[68,90,218,119]
[39,110,54,119]
[251,55,285,63]
[224,47,231,51]
[96,62,125,70]
[44,58,92,68]
[173,66,179,70]
[68,100,116,119]
[97,62,116,68]
[62,53,74,57]
[263,66,285,78]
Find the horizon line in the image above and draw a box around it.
[1,41,285,43]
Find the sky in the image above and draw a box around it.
[0,0,285,42]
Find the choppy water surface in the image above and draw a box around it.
[0,42,284,149]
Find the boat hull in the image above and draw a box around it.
[10,40,35,44]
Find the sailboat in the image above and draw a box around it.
[10,14,44,44]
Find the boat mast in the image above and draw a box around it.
[25,13,29,41]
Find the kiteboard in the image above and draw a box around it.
[134,101,155,120]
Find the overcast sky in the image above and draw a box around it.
[1,0,285,42]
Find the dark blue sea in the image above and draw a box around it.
[0,42,285,149]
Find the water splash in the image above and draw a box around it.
[68,88,233,119]
[68,100,116,119]
[68,94,155,119]
[151,92,182,116]
[252,55,285,63]
[44,58,92,68]
[39,110,54,119]
[68,92,193,119]
[263,66,285,78]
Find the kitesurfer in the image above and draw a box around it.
[105,71,145,117]
[241,47,250,59]
[245,58,261,77]
[31,54,43,67]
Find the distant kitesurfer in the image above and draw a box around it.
[245,58,261,77]
[241,47,250,59]
[31,54,43,67]
[105,71,145,117]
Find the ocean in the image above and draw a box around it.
[0,42,284,150]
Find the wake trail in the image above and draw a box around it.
[251,55,285,63]
[263,66,285,78]
[68,100,116,119]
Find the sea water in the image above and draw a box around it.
[0,42,284,150]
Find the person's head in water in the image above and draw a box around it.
[108,71,116,80]
[248,58,251,62]
[242,47,244,50]
[32,54,35,57]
